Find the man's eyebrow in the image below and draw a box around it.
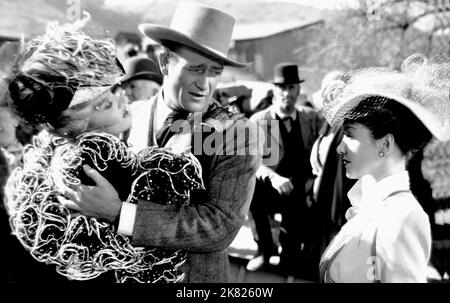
[188,63,207,68]
[187,63,224,70]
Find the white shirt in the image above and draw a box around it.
[154,93,175,132]
[320,171,432,283]
[126,93,174,154]
[272,106,297,121]
[117,94,174,236]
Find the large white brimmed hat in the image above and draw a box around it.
[138,2,249,68]
[321,54,450,142]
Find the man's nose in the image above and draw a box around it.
[195,75,208,90]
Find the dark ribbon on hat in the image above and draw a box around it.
[9,72,76,124]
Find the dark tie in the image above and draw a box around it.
[282,117,293,133]
[156,110,189,147]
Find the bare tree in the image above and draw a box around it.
[303,0,450,78]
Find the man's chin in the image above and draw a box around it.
[281,106,295,114]
[182,99,209,112]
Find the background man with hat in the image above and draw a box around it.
[115,56,163,103]
[248,63,323,279]
[66,2,262,283]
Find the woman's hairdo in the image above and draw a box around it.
[345,96,432,155]
[7,13,123,126]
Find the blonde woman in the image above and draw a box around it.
[5,15,203,283]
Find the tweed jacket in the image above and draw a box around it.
[250,105,323,183]
[127,94,263,283]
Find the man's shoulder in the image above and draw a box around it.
[296,106,323,121]
[297,105,319,114]
[202,100,263,155]
[203,99,251,132]
[250,106,273,122]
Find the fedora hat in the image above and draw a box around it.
[121,57,163,85]
[138,2,248,68]
[321,56,450,141]
[271,63,305,85]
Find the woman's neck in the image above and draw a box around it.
[371,155,407,182]
[2,139,21,151]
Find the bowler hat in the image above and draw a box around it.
[138,2,249,68]
[121,57,163,85]
[271,63,305,85]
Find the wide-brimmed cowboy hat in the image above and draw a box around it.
[138,2,249,68]
[270,63,305,85]
[121,57,163,85]
[321,55,450,142]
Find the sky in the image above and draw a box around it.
[104,0,361,10]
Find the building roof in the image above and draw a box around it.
[232,18,323,41]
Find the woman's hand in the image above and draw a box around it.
[58,164,122,223]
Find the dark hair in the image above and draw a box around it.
[344,97,432,155]
[8,69,77,125]
[0,149,9,205]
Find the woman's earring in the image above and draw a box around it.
[378,151,384,157]
[94,105,100,111]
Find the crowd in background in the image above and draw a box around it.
[1,5,450,283]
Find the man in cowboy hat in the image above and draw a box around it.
[117,56,163,103]
[65,2,262,283]
[247,63,323,279]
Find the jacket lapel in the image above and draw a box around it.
[267,107,284,156]
[297,109,311,152]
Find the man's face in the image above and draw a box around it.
[125,79,161,102]
[163,46,224,113]
[273,83,300,114]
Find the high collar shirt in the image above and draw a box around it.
[320,170,432,283]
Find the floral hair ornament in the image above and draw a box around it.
[321,54,450,141]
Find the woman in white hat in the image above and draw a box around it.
[319,55,450,282]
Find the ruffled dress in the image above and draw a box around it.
[5,131,204,283]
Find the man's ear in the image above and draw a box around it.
[158,50,170,76]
